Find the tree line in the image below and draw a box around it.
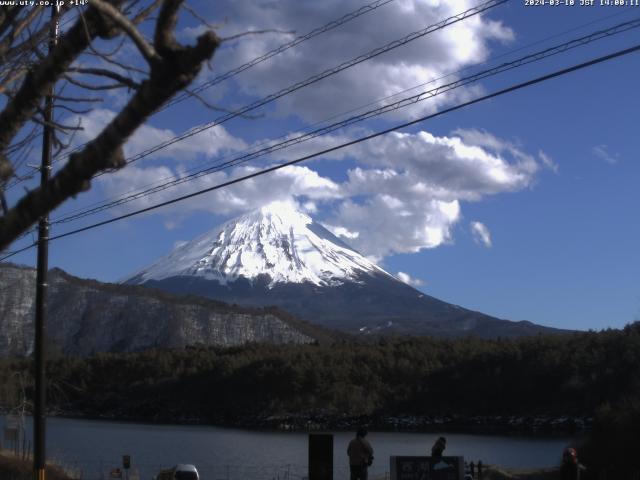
[1,322,639,422]
[2,323,640,477]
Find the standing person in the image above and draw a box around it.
[431,436,447,459]
[347,427,374,480]
[561,447,586,480]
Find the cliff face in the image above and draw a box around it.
[0,263,315,357]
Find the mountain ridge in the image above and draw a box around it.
[0,262,336,357]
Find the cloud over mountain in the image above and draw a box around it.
[196,0,513,122]
[95,124,540,261]
[70,2,535,263]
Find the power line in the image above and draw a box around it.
[9,41,634,255]
[21,0,396,176]
[49,17,640,225]
[163,0,397,110]
[91,0,507,177]
[49,7,639,224]
[43,4,640,208]
[0,0,506,250]
[4,0,503,194]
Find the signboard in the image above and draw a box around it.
[390,456,464,480]
[308,433,333,480]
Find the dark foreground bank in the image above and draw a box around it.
[0,452,72,480]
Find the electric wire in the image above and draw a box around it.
[0,0,505,252]
[2,40,637,262]
[164,0,397,110]
[49,6,639,224]
[91,0,507,177]
[49,17,640,225]
[5,0,504,193]
[32,0,397,172]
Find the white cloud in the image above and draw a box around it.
[97,163,341,221]
[321,129,536,258]
[301,201,318,214]
[54,3,546,266]
[331,196,461,261]
[397,271,425,287]
[538,150,559,174]
[348,130,538,200]
[324,224,359,240]
[70,109,247,163]
[98,127,538,259]
[188,0,514,122]
[470,221,492,248]
[592,145,619,165]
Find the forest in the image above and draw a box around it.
[1,322,639,477]
[1,323,639,422]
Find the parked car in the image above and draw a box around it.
[155,464,199,480]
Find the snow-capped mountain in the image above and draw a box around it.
[125,201,389,287]
[125,202,566,338]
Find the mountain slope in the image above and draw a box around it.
[125,201,387,287]
[0,263,328,357]
[125,203,566,338]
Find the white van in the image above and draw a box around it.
[155,464,199,480]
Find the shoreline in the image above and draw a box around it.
[5,408,590,437]
[0,449,561,480]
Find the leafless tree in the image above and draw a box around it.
[0,0,220,251]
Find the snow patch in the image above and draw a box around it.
[125,201,390,287]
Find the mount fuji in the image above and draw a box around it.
[124,202,563,338]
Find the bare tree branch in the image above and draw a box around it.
[90,0,159,64]
[53,104,92,115]
[182,1,216,30]
[0,0,220,250]
[83,48,149,74]
[0,66,27,93]
[67,67,141,89]
[0,8,49,63]
[53,94,103,103]
[31,113,83,132]
[63,73,133,91]
[0,0,127,156]
[0,6,43,58]
[131,0,162,24]
[0,6,21,39]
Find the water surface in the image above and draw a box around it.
[0,416,576,480]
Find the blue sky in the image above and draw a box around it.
[5,0,640,331]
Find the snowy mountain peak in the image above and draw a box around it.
[125,202,388,287]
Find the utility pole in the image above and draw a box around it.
[34,5,59,480]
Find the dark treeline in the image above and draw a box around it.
[2,323,640,477]
[1,322,639,423]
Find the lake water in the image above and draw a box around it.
[0,416,577,480]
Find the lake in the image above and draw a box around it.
[0,416,577,480]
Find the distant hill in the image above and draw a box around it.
[0,263,336,357]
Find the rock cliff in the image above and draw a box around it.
[0,263,317,357]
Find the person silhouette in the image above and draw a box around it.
[431,436,447,459]
[347,428,374,480]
